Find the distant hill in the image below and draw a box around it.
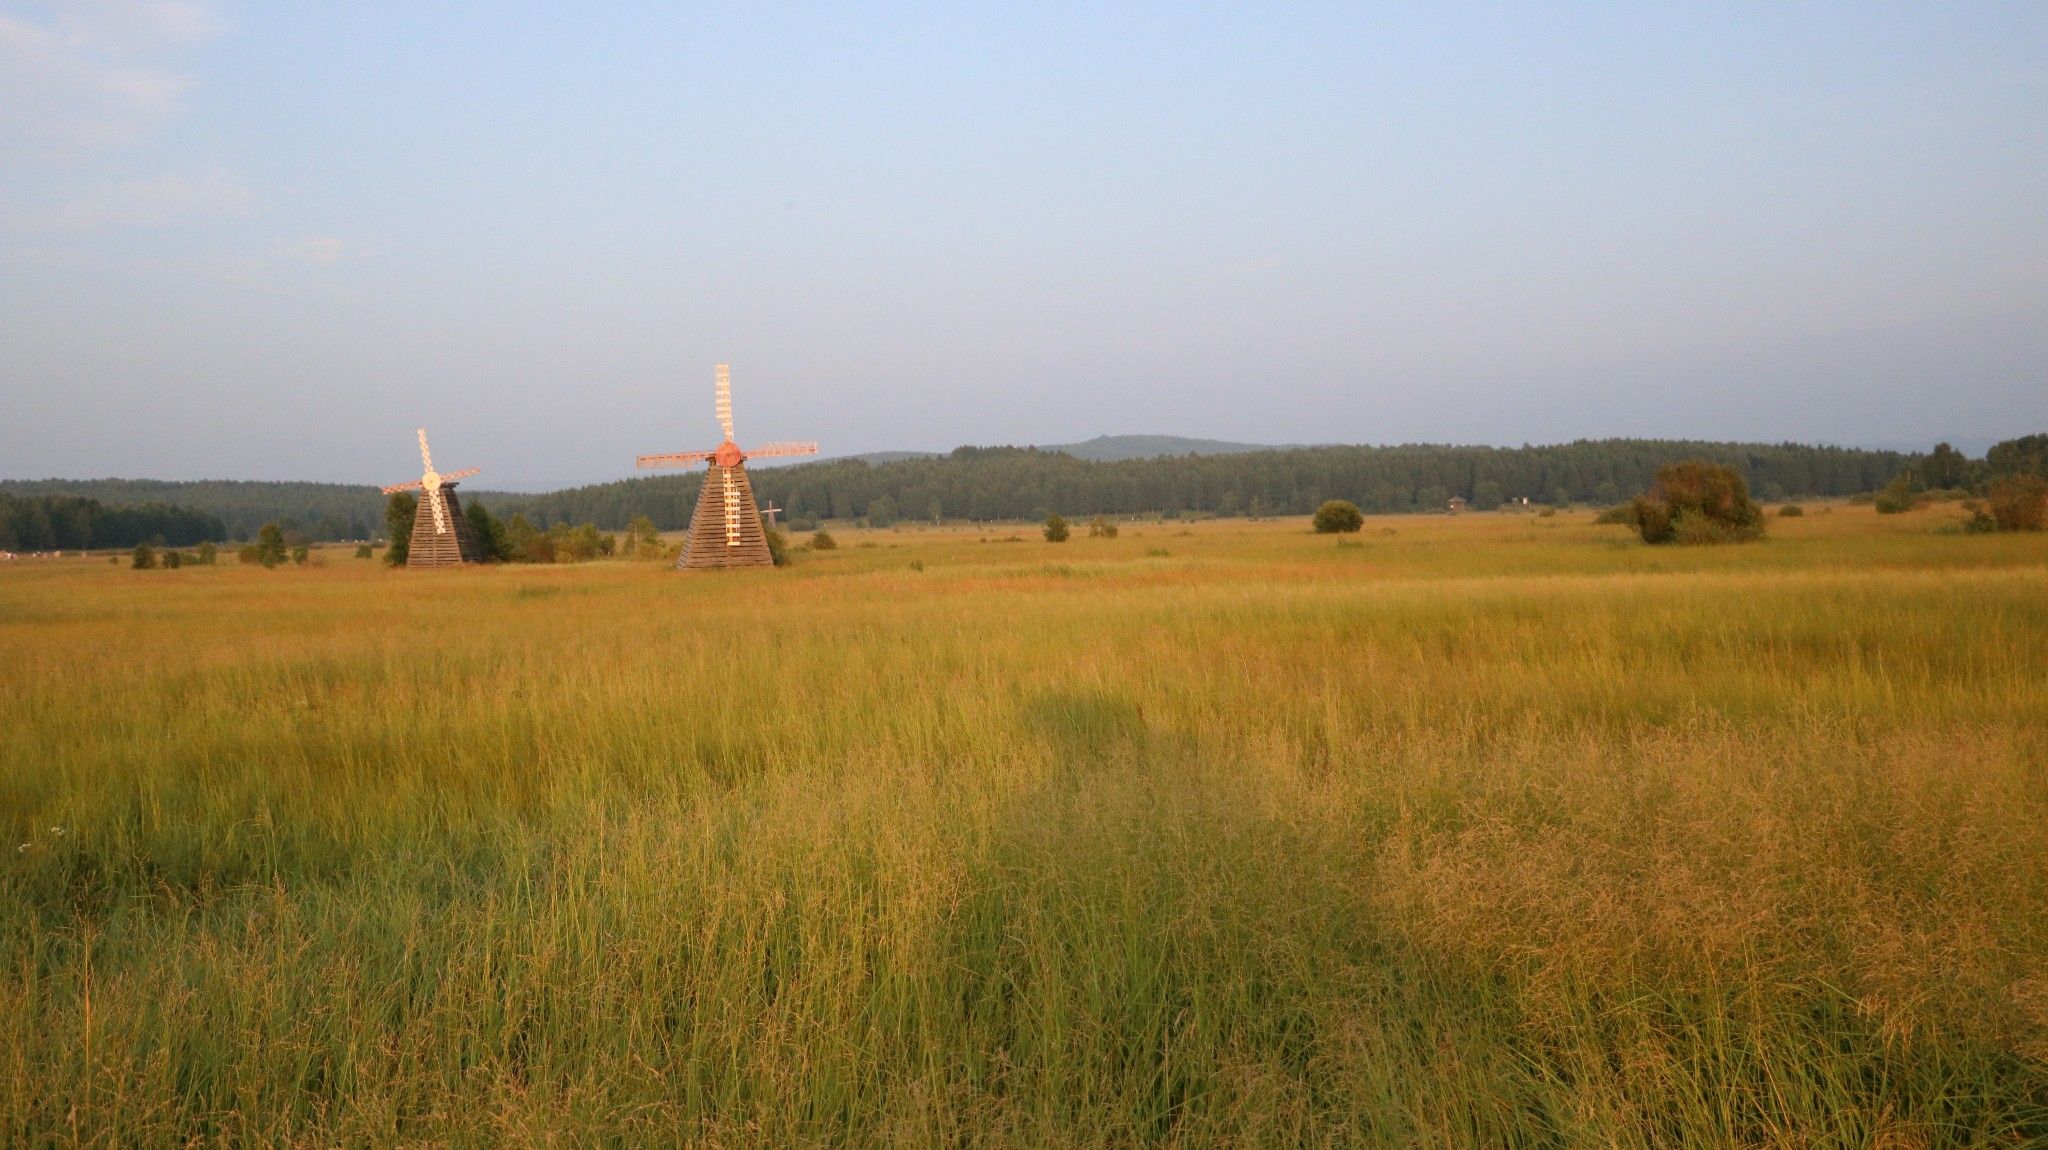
[843,451,942,465]
[830,436,1295,465]
[1036,434,1307,461]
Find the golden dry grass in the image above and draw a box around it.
[2,505,2044,1146]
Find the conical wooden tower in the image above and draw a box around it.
[680,463,773,568]
[636,364,817,571]
[382,428,486,568]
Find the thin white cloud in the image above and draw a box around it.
[0,2,211,159]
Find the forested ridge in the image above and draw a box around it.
[10,435,2037,540]
[487,438,1922,530]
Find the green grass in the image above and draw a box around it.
[3,506,2046,1146]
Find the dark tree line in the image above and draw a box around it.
[10,434,2039,540]
[0,479,379,542]
[484,438,1941,529]
[0,494,226,551]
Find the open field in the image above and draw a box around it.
[3,506,2046,1146]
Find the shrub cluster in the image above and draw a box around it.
[1987,475,2047,531]
[1873,474,1917,514]
[238,523,292,568]
[1620,461,1765,545]
[132,541,221,569]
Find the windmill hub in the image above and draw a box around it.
[714,442,743,468]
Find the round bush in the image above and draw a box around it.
[1312,500,1365,534]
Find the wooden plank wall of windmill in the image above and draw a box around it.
[408,485,483,567]
[680,464,774,569]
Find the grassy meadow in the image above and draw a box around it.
[3,504,2046,1146]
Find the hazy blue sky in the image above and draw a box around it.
[3,3,2044,487]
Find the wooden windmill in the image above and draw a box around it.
[637,364,817,569]
[382,428,485,567]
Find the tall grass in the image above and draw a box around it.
[2,507,2045,1145]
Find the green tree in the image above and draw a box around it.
[1087,516,1118,538]
[810,529,838,551]
[1873,473,1917,514]
[1043,512,1069,543]
[130,542,156,569]
[1472,481,1504,511]
[551,522,606,563]
[1986,434,2047,479]
[383,493,416,566]
[1623,461,1764,544]
[195,541,217,565]
[255,523,289,568]
[1920,442,1971,490]
[927,497,943,524]
[868,495,898,528]
[505,514,552,563]
[162,549,183,569]
[465,498,510,561]
[623,515,662,559]
[1312,500,1365,534]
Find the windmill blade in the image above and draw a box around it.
[747,441,819,459]
[427,485,447,534]
[441,467,480,483]
[637,451,714,469]
[381,480,425,495]
[714,364,734,442]
[416,428,435,473]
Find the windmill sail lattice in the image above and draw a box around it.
[381,428,485,567]
[636,364,817,570]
